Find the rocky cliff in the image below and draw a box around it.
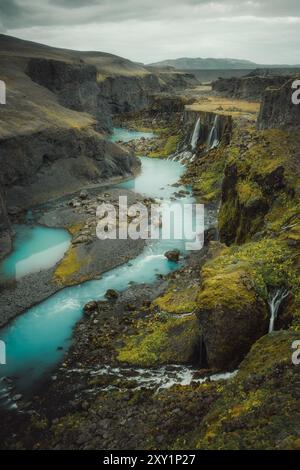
[0,174,12,260]
[1,127,139,212]
[26,58,112,130]
[182,109,232,150]
[212,72,289,101]
[97,73,161,115]
[258,78,300,129]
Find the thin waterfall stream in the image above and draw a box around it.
[207,115,220,151]
[268,288,289,333]
[191,117,201,150]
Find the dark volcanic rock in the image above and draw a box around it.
[1,128,140,211]
[84,301,98,316]
[218,162,270,245]
[105,289,119,300]
[26,58,112,131]
[0,176,12,260]
[258,78,300,129]
[164,249,180,262]
[212,72,289,101]
[98,74,161,114]
[148,95,185,117]
[196,261,269,370]
[182,110,232,151]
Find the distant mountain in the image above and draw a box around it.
[148,57,298,70]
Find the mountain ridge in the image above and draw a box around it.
[149,57,300,70]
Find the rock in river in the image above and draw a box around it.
[105,289,119,300]
[164,249,180,262]
[84,301,98,316]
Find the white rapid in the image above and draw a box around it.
[191,117,201,150]
[64,365,238,396]
[168,150,193,163]
[268,288,289,333]
[168,116,201,163]
[207,114,220,151]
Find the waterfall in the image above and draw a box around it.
[268,288,289,333]
[191,117,201,150]
[170,150,193,163]
[207,114,220,151]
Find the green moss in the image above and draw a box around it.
[149,134,182,158]
[183,146,227,203]
[30,415,49,432]
[152,285,200,314]
[198,234,300,331]
[204,239,294,300]
[217,126,300,244]
[51,413,83,441]
[236,129,288,179]
[54,246,82,285]
[218,192,240,243]
[198,265,256,311]
[266,193,300,233]
[68,222,85,236]
[193,167,224,202]
[117,315,200,367]
[192,331,300,450]
[237,180,264,207]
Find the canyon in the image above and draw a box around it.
[0,35,300,451]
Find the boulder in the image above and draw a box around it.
[196,244,269,369]
[105,289,119,300]
[117,314,201,367]
[72,234,92,245]
[69,199,81,208]
[79,190,88,200]
[83,301,98,315]
[164,249,180,262]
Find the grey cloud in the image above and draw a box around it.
[1,0,300,30]
[1,0,299,64]
[0,0,26,29]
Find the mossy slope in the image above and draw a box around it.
[192,331,300,450]
[117,314,201,367]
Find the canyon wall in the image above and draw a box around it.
[257,78,300,129]
[182,109,232,150]
[0,175,12,259]
[212,73,289,101]
[26,58,112,130]
[98,74,161,115]
[1,128,139,211]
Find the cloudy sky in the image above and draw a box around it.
[0,0,299,64]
